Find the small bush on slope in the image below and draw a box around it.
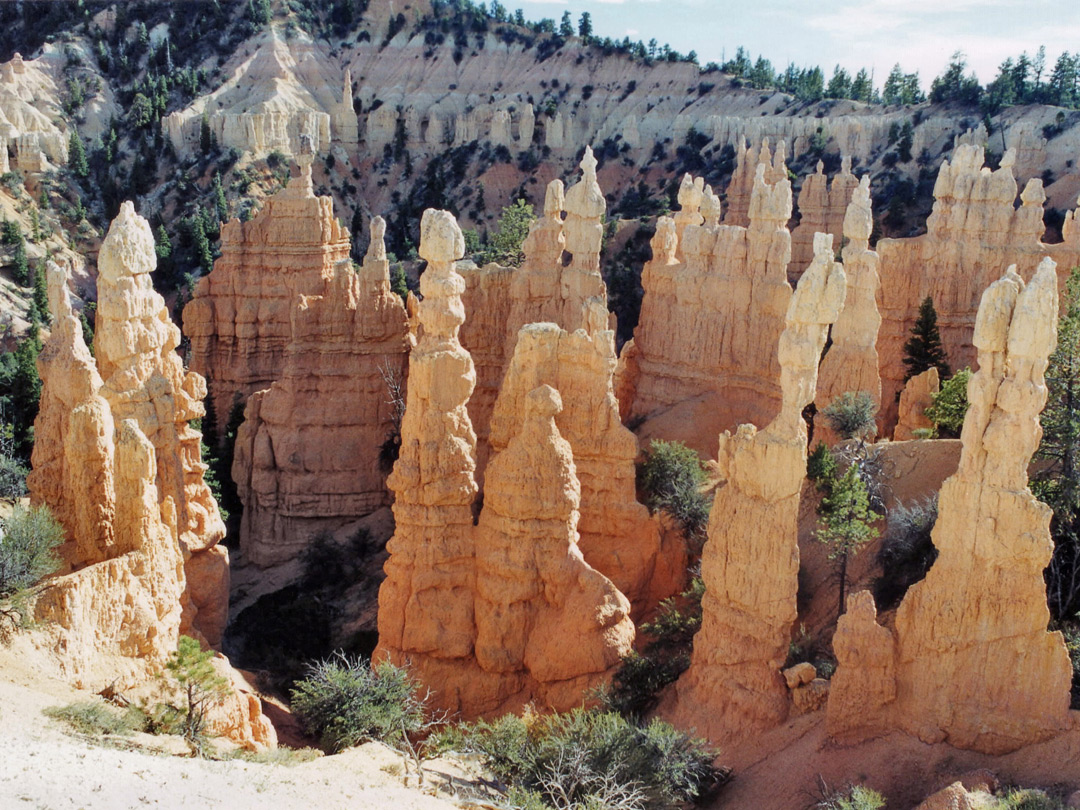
[43,701,142,737]
[822,391,877,441]
[638,440,710,546]
[290,653,424,752]
[445,708,729,810]
[0,504,63,597]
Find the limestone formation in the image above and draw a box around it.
[670,234,845,743]
[877,145,1080,428]
[375,210,634,718]
[826,591,897,743]
[0,51,70,170]
[489,322,679,616]
[618,159,794,455]
[474,385,634,712]
[184,154,351,433]
[231,217,410,566]
[894,368,940,441]
[790,157,858,280]
[724,138,788,226]
[25,208,272,748]
[813,177,882,443]
[827,261,1072,755]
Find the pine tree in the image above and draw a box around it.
[67,128,88,178]
[559,10,573,37]
[9,223,29,286]
[212,172,228,223]
[390,263,408,301]
[9,331,41,458]
[816,464,881,620]
[577,11,592,40]
[200,113,212,155]
[32,265,48,325]
[902,296,950,381]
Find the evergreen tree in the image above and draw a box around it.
[826,65,851,99]
[390,263,408,301]
[8,223,30,286]
[79,308,94,356]
[577,11,592,40]
[559,10,573,37]
[191,214,213,273]
[32,265,48,325]
[67,128,88,178]
[1034,269,1080,618]
[8,331,41,458]
[816,463,881,620]
[200,113,212,155]
[29,208,41,242]
[212,172,228,223]
[481,198,535,267]
[902,296,950,381]
[850,68,873,102]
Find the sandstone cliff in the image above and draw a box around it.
[790,157,858,281]
[827,260,1073,755]
[231,216,410,567]
[877,145,1080,428]
[24,205,272,749]
[894,368,940,441]
[184,152,351,434]
[617,145,794,456]
[670,232,846,744]
[813,177,882,444]
[375,209,633,718]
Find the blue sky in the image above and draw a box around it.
[520,0,1080,91]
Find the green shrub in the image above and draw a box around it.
[925,368,971,437]
[455,708,729,810]
[814,783,886,810]
[44,700,141,736]
[873,495,938,610]
[0,452,28,499]
[290,654,424,752]
[0,504,64,597]
[807,442,838,487]
[162,636,230,746]
[639,440,710,544]
[999,788,1067,810]
[608,577,703,718]
[821,391,877,440]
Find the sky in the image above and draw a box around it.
[519,0,1080,90]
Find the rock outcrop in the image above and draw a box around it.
[618,153,794,456]
[894,367,940,441]
[490,321,679,616]
[0,51,70,170]
[670,233,846,744]
[375,209,633,718]
[25,206,272,748]
[877,145,1080,428]
[184,151,351,433]
[827,260,1073,755]
[231,217,409,566]
[813,177,882,443]
[790,157,858,280]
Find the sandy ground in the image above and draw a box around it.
[0,645,468,810]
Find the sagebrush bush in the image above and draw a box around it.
[821,391,877,440]
[814,784,886,810]
[873,495,939,610]
[44,700,142,736]
[999,788,1067,810]
[0,453,28,499]
[0,504,64,597]
[290,653,424,752]
[638,440,710,543]
[453,708,729,810]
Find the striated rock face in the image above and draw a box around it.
[723,137,789,227]
[894,367,940,441]
[184,155,351,434]
[790,157,858,280]
[619,152,794,455]
[827,260,1072,755]
[490,321,679,616]
[670,235,846,744]
[375,210,633,718]
[461,148,609,477]
[826,590,897,744]
[877,145,1080,428]
[231,217,410,566]
[0,51,71,170]
[813,177,882,444]
[25,207,272,748]
[474,384,634,713]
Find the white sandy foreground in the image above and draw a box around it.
[0,645,467,810]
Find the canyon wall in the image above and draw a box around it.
[617,142,794,457]
[670,232,846,744]
[231,217,410,566]
[184,151,352,434]
[827,260,1073,755]
[790,157,858,280]
[375,209,633,719]
[877,145,1080,428]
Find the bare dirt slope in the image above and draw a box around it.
[0,644,461,810]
